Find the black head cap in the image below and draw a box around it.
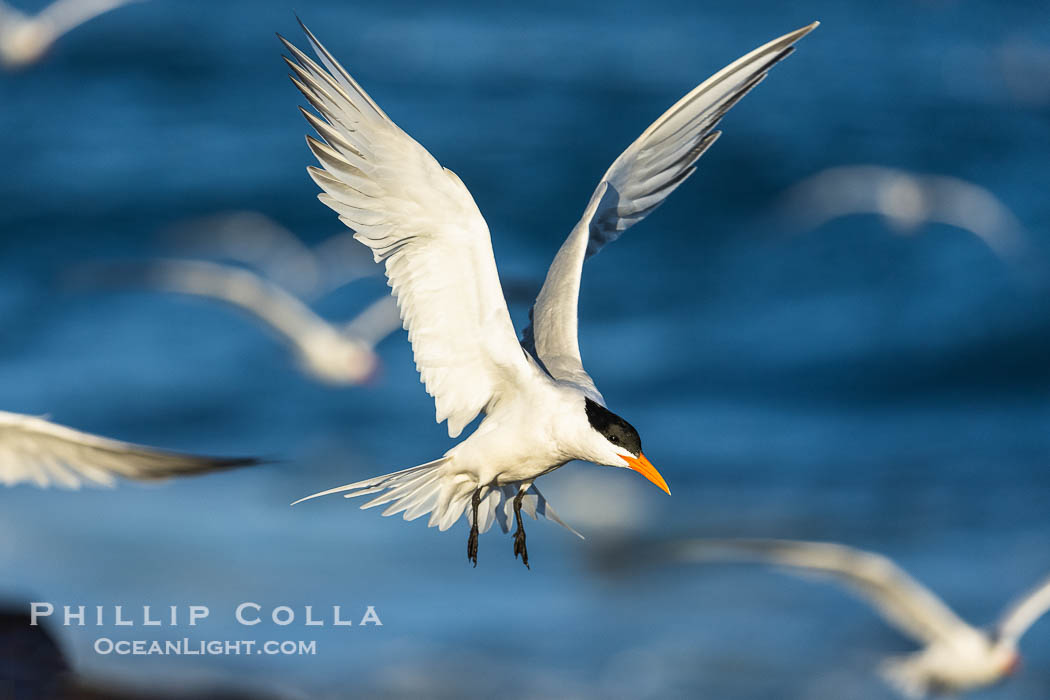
[585,398,642,456]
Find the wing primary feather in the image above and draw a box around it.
[522,23,817,395]
[299,108,368,162]
[996,575,1050,643]
[294,18,391,123]
[285,24,532,436]
[0,411,258,489]
[673,538,979,648]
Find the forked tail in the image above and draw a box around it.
[292,458,582,537]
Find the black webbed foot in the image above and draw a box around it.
[467,487,481,567]
[512,488,529,569]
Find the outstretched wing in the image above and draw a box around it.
[165,210,328,299]
[996,574,1050,643]
[115,258,340,359]
[166,212,376,299]
[0,411,256,488]
[0,2,27,25]
[522,23,818,401]
[282,23,532,438]
[34,0,141,39]
[341,294,401,348]
[676,538,982,649]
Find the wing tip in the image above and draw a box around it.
[180,454,266,478]
[790,21,820,42]
[290,484,348,506]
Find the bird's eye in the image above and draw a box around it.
[610,436,620,445]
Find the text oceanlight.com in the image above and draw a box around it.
[29,603,382,656]
[93,638,318,656]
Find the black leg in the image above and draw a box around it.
[512,489,529,569]
[467,487,481,567]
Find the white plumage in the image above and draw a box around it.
[676,539,1049,697]
[285,28,533,437]
[163,210,376,301]
[0,410,255,488]
[285,20,817,566]
[523,26,796,401]
[0,0,140,69]
[120,258,400,386]
[779,165,1033,269]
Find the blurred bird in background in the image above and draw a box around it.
[286,20,817,568]
[162,210,376,302]
[0,410,257,489]
[0,0,141,69]
[778,165,1036,279]
[671,539,1050,698]
[104,258,402,386]
[8,0,1050,695]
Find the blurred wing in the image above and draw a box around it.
[341,294,402,347]
[778,165,911,229]
[0,2,27,24]
[309,231,379,295]
[35,0,141,38]
[134,259,336,356]
[166,211,325,299]
[0,411,255,488]
[924,175,1031,262]
[522,23,817,400]
[996,574,1050,643]
[283,23,531,438]
[677,539,980,648]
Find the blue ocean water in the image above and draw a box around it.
[2,0,1050,697]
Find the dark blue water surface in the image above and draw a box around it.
[3,1,1050,698]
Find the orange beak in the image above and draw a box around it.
[620,452,670,495]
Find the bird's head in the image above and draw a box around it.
[987,634,1023,680]
[301,334,379,386]
[0,24,50,69]
[997,648,1023,679]
[583,398,669,494]
[335,342,381,385]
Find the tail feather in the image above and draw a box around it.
[293,458,583,538]
[518,484,585,539]
[488,483,585,539]
[366,469,442,512]
[290,458,447,505]
[403,489,441,521]
[387,472,444,519]
[433,479,473,531]
[427,476,464,530]
[440,494,469,531]
[494,485,517,532]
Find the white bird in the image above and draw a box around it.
[0,410,256,488]
[285,20,817,567]
[675,539,1050,698]
[125,258,401,386]
[163,210,375,301]
[0,0,141,69]
[779,165,1033,268]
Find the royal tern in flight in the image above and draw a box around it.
[0,0,140,69]
[285,20,818,567]
[0,410,256,488]
[779,165,1032,269]
[164,211,374,301]
[117,258,401,386]
[675,539,1050,698]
